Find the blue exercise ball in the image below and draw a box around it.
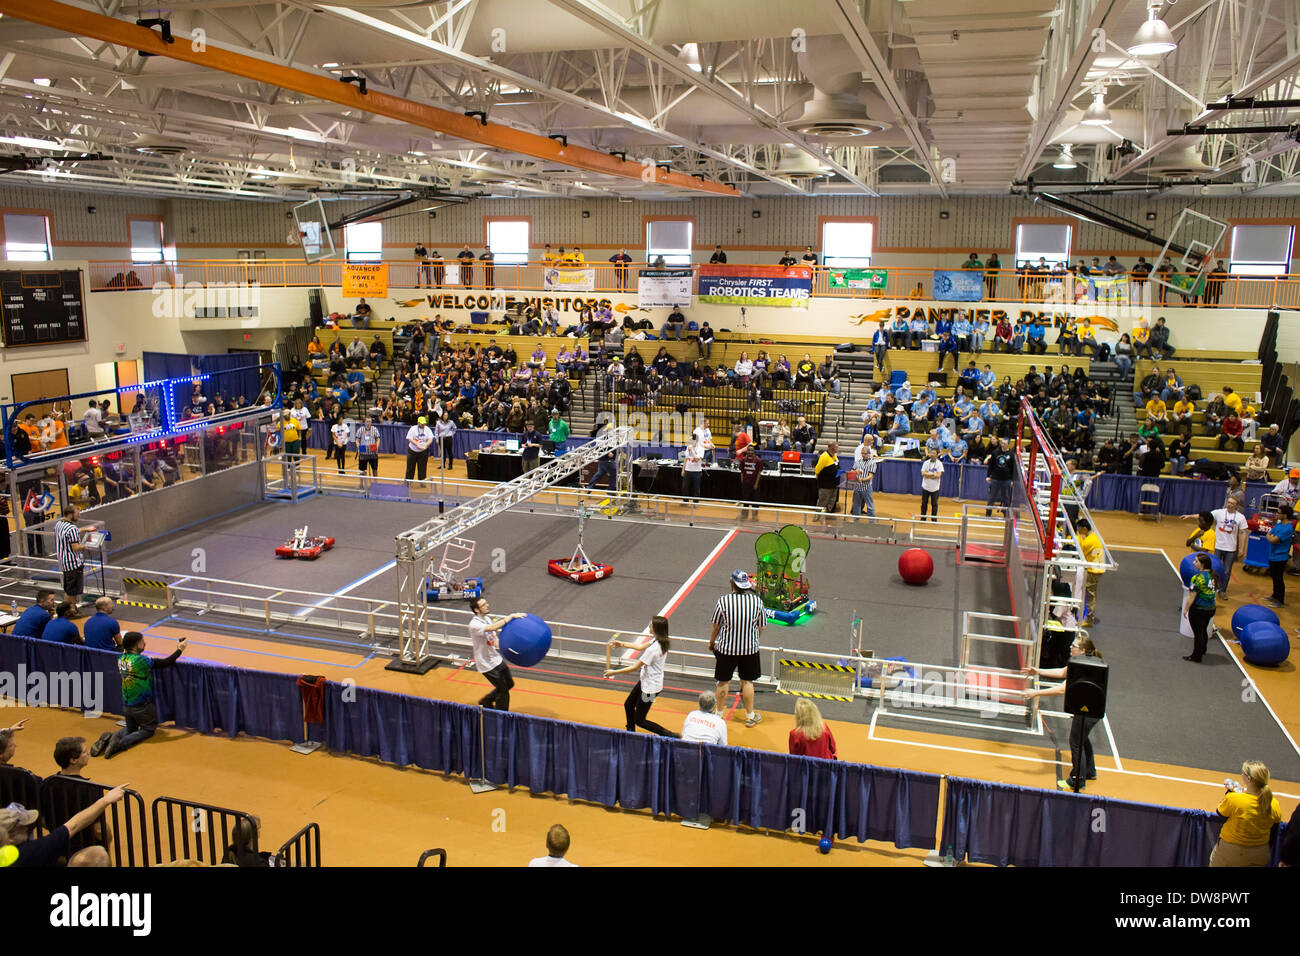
[500,613,552,667]
[1240,621,1290,667]
[1231,603,1279,639]
[1180,552,1225,589]
[818,837,832,854]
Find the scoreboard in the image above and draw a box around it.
[0,269,86,347]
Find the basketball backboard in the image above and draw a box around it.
[1153,208,1228,298]
[292,197,335,263]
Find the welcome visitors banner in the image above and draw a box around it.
[637,269,694,308]
[931,269,984,302]
[827,267,888,290]
[698,264,812,308]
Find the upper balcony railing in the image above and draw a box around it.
[84,259,1300,311]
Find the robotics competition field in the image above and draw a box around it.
[108,494,1300,782]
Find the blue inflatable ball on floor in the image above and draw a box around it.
[500,613,552,667]
[1231,603,1279,639]
[1180,552,1225,589]
[818,837,832,854]
[1240,621,1290,667]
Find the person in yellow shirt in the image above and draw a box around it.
[1222,386,1243,416]
[1171,394,1195,430]
[542,243,555,264]
[1144,396,1168,432]
[1077,517,1104,626]
[280,410,303,456]
[1131,322,1150,347]
[1185,511,1216,553]
[569,246,586,264]
[1210,760,1283,867]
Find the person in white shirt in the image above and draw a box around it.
[682,438,705,503]
[680,691,728,746]
[527,824,578,867]
[850,440,878,518]
[433,411,457,469]
[329,413,349,473]
[692,423,715,464]
[732,352,754,386]
[604,616,677,737]
[1183,498,1248,598]
[468,595,525,711]
[1273,470,1300,506]
[405,415,434,480]
[920,448,944,521]
[290,399,311,433]
[82,400,105,440]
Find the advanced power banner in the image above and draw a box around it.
[637,269,694,308]
[698,264,812,308]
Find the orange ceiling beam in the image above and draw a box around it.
[0,0,739,197]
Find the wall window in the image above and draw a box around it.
[1014,223,1071,267]
[1230,224,1294,276]
[821,221,873,268]
[3,212,52,261]
[129,217,164,264]
[343,221,383,263]
[487,219,530,265]
[646,219,693,266]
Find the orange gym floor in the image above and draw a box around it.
[6,451,1298,866]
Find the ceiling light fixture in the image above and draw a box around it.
[0,134,64,150]
[1053,145,1078,169]
[32,77,51,87]
[1081,88,1112,126]
[1127,4,1177,57]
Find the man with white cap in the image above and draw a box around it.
[1273,468,1300,507]
[710,569,767,728]
[405,415,434,480]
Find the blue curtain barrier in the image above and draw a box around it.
[1084,474,1275,517]
[941,776,1288,867]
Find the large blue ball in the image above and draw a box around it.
[1240,621,1290,666]
[1231,603,1279,639]
[500,613,552,668]
[1180,552,1225,589]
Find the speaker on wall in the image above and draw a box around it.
[308,287,325,326]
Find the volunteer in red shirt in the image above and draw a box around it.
[788,699,837,759]
[736,435,762,520]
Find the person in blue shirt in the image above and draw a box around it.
[872,322,890,365]
[980,399,1001,429]
[908,316,929,349]
[865,392,883,413]
[83,597,122,651]
[1011,321,1027,353]
[1266,504,1296,608]
[946,436,969,464]
[972,316,990,354]
[891,315,910,349]
[961,410,984,444]
[11,590,56,639]
[953,392,974,417]
[957,362,981,393]
[931,397,953,427]
[952,316,973,352]
[894,381,913,404]
[911,396,931,423]
[887,410,911,443]
[934,316,953,340]
[917,383,938,404]
[979,365,996,395]
[937,331,960,371]
[43,602,82,644]
[1026,319,1048,354]
[925,429,945,456]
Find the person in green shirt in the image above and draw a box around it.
[1137,418,1161,444]
[961,252,983,270]
[1184,552,1218,663]
[548,408,570,444]
[90,631,186,759]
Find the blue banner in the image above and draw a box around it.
[698,265,812,308]
[932,270,985,302]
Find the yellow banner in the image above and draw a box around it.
[342,263,389,297]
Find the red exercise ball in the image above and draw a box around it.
[898,548,934,586]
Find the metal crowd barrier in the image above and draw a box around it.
[274,821,323,867]
[151,795,260,865]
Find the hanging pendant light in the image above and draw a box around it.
[1053,145,1078,169]
[1128,4,1177,56]
[1081,89,1112,126]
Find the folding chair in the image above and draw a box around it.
[1138,482,1161,522]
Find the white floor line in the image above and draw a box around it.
[1150,545,1300,762]
[1101,715,1124,771]
[864,726,1299,798]
[293,559,396,617]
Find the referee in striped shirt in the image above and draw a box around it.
[53,505,85,616]
[710,570,767,728]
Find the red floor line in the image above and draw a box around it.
[660,528,739,619]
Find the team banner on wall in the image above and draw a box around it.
[637,269,694,308]
[544,267,596,292]
[1084,275,1130,304]
[931,269,984,302]
[698,264,812,308]
[342,263,388,297]
[827,267,888,290]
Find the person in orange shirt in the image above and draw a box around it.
[47,413,69,450]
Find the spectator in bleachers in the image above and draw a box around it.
[1139,435,1167,478]
[731,351,754,388]
[886,409,911,444]
[1112,333,1135,378]
[610,247,633,290]
[770,354,792,388]
[957,361,980,394]
[937,330,960,372]
[961,252,982,271]
[661,307,686,341]
[1205,259,1228,306]
[1243,446,1271,483]
[766,420,792,452]
[801,246,818,266]
[1140,316,1175,359]
[1025,318,1047,354]
[1056,317,1078,355]
[908,313,929,350]
[1219,410,1245,452]
[794,354,817,390]
[890,313,910,349]
[817,356,840,395]
[1167,428,1192,477]
[1159,368,1184,402]
[1145,394,1169,432]
[1261,424,1284,465]
[791,416,816,454]
[697,322,714,359]
[1137,366,1163,408]
[0,788,125,868]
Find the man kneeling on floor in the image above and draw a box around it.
[91,632,187,759]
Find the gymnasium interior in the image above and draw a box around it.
[1,0,1299,878]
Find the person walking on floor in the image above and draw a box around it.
[1182,498,1248,600]
[1265,504,1295,608]
[468,596,524,712]
[604,616,678,737]
[329,411,349,473]
[1210,761,1283,867]
[1023,634,1104,792]
[1183,551,1219,663]
[404,415,434,480]
[91,632,187,759]
[984,436,1016,517]
[434,410,457,470]
[710,570,766,728]
[920,448,944,521]
[788,699,837,759]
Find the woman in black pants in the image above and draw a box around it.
[1266,505,1295,608]
[434,410,456,469]
[604,616,677,737]
[1024,634,1104,791]
[1183,552,1219,662]
[328,410,348,473]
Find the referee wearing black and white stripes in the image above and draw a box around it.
[53,505,85,616]
[710,570,767,728]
